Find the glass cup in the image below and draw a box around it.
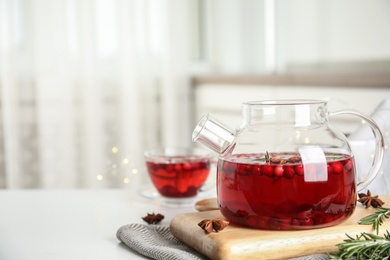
[144,147,214,198]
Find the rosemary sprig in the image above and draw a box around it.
[329,231,390,259]
[265,151,270,162]
[253,151,270,162]
[358,207,390,234]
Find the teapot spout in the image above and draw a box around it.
[192,114,235,154]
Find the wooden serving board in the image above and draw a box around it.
[170,196,390,260]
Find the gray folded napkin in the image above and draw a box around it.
[117,224,206,259]
[116,223,329,260]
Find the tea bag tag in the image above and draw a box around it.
[299,146,328,182]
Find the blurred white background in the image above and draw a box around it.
[0,0,389,189]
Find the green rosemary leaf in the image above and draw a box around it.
[329,231,390,259]
[358,207,390,234]
[253,151,270,162]
[253,158,266,161]
[325,154,344,160]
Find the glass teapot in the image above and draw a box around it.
[192,100,385,230]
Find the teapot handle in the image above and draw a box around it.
[329,109,385,192]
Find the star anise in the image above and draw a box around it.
[270,157,287,164]
[142,212,164,224]
[287,155,302,163]
[358,190,385,208]
[198,218,229,234]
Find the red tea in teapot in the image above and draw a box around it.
[193,100,384,230]
[146,156,210,198]
[217,152,356,230]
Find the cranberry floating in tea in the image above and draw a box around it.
[192,100,385,230]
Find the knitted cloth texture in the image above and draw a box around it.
[116,223,329,260]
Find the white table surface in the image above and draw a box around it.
[0,189,212,260]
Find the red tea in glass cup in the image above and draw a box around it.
[144,148,213,198]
